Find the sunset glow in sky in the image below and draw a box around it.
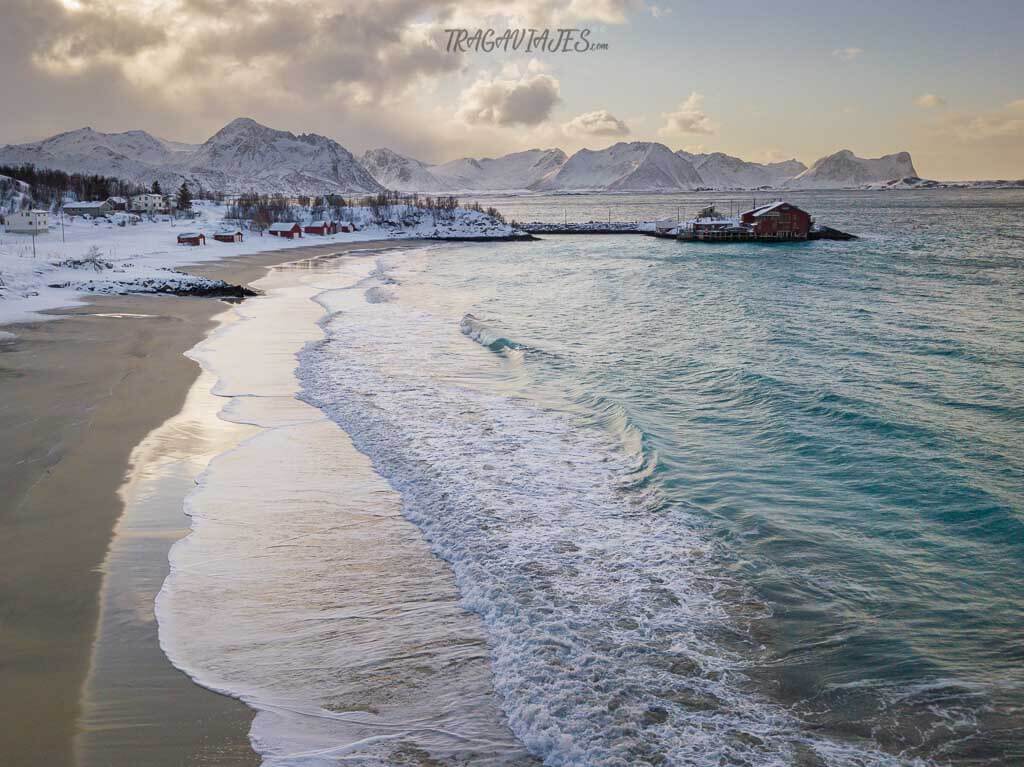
[2,0,1023,179]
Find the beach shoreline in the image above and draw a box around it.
[0,239,425,767]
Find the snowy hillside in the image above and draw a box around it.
[0,128,189,192]
[2,118,920,194]
[178,118,383,195]
[786,150,917,189]
[430,148,567,191]
[0,175,32,215]
[675,151,807,189]
[538,143,702,191]
[763,159,808,185]
[0,119,382,196]
[361,149,452,193]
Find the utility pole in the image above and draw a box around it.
[31,230,36,259]
[60,207,65,243]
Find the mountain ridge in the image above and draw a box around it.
[0,119,919,194]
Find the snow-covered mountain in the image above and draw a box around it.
[177,118,382,195]
[786,150,917,189]
[682,152,806,189]
[430,148,567,191]
[674,151,807,189]
[0,119,918,194]
[0,127,191,192]
[0,119,382,196]
[762,159,807,185]
[537,142,702,191]
[361,148,451,192]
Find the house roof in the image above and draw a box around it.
[269,222,300,231]
[178,232,203,238]
[66,200,110,209]
[741,201,796,217]
[216,229,242,235]
[308,220,332,227]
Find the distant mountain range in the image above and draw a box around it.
[0,117,922,195]
[0,118,383,196]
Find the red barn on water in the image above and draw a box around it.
[740,201,812,240]
[268,222,302,239]
[177,232,205,246]
[304,220,337,236]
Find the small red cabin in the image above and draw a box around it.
[177,232,205,246]
[304,220,337,236]
[268,222,302,239]
[214,230,244,243]
[740,201,811,240]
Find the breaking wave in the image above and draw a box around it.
[460,312,529,353]
[297,259,921,767]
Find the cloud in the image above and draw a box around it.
[754,149,791,163]
[915,93,946,109]
[938,99,1024,142]
[832,47,864,61]
[562,109,630,137]
[659,92,716,136]
[565,0,638,24]
[648,4,672,17]
[0,0,643,150]
[458,68,562,126]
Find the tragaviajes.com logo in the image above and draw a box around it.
[444,28,609,54]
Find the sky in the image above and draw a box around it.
[1,0,1023,180]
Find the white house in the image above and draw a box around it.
[6,209,50,234]
[129,193,169,214]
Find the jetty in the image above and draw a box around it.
[520,200,857,241]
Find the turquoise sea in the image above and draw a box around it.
[161,189,1024,766]
[305,190,1023,765]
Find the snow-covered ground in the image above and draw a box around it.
[0,201,522,326]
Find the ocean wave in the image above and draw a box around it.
[298,265,923,767]
[460,312,530,353]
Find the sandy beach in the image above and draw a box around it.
[0,240,421,767]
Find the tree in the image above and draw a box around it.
[176,182,192,212]
[151,180,162,195]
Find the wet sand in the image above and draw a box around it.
[0,240,423,767]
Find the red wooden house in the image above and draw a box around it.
[304,220,337,236]
[214,230,244,243]
[177,232,205,246]
[268,222,302,239]
[740,201,812,240]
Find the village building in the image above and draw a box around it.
[213,229,244,243]
[5,209,50,234]
[63,200,113,217]
[304,220,337,236]
[268,222,302,239]
[177,232,206,246]
[740,201,812,240]
[689,218,753,241]
[106,196,128,211]
[130,193,170,214]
